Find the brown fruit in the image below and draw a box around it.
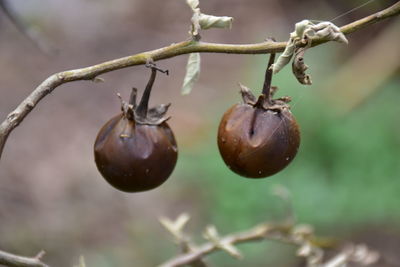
[217,53,300,178]
[218,99,300,178]
[94,65,178,192]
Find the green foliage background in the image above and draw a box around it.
[173,45,400,265]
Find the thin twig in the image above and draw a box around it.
[0,1,399,160]
[159,214,208,267]
[0,249,49,267]
[159,217,379,267]
[159,223,293,267]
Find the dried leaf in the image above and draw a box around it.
[239,83,256,104]
[199,13,233,29]
[292,45,312,85]
[273,20,315,75]
[292,20,314,39]
[274,20,347,77]
[190,10,201,36]
[307,22,348,44]
[187,0,233,37]
[271,38,296,74]
[182,53,201,95]
[186,0,199,10]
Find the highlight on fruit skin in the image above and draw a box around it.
[217,53,300,178]
[94,65,178,193]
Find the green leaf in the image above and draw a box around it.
[182,53,201,95]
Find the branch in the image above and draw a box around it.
[159,222,293,267]
[159,187,379,267]
[0,249,49,267]
[159,214,208,267]
[0,1,399,160]
[158,214,379,267]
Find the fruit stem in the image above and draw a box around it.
[136,68,157,118]
[136,64,169,119]
[261,53,276,101]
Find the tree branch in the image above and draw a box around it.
[158,214,379,267]
[0,249,49,267]
[159,222,293,267]
[0,1,399,160]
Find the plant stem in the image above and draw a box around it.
[261,53,276,99]
[136,68,157,118]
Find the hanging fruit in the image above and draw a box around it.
[94,64,178,192]
[217,53,300,178]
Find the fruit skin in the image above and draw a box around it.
[94,113,178,192]
[218,102,300,178]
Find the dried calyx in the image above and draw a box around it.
[239,53,291,112]
[120,63,170,125]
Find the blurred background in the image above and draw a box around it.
[0,0,399,266]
